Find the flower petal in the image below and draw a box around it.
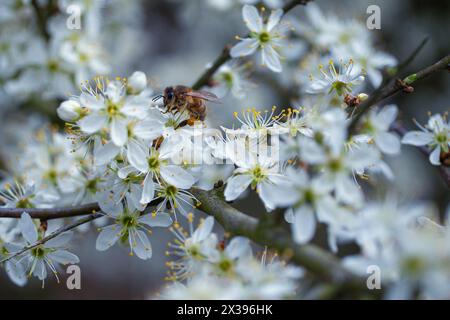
[259,178,298,208]
[224,174,252,201]
[5,261,27,287]
[375,132,400,154]
[127,139,149,172]
[96,225,120,251]
[140,173,155,204]
[242,5,263,32]
[230,38,259,57]
[335,175,363,206]
[428,114,445,132]
[192,216,214,242]
[139,212,173,228]
[33,260,47,280]
[267,9,283,31]
[160,165,196,189]
[134,120,164,141]
[429,146,441,165]
[367,69,382,87]
[375,104,398,126]
[47,250,79,264]
[284,207,295,223]
[19,212,38,244]
[292,206,316,244]
[128,184,146,211]
[79,93,104,110]
[78,113,107,134]
[131,230,152,260]
[111,118,128,146]
[401,131,433,146]
[94,141,120,166]
[106,82,123,104]
[225,236,252,260]
[117,165,137,179]
[262,45,282,72]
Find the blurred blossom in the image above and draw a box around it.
[402,113,450,166]
[161,215,302,299]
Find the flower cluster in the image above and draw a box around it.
[0,126,98,208]
[161,215,303,299]
[0,0,143,111]
[344,202,450,299]
[294,3,397,87]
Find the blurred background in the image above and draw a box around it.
[0,0,449,299]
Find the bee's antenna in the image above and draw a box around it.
[152,95,163,102]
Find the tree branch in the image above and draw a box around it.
[191,0,313,90]
[348,53,450,135]
[0,197,167,219]
[0,203,100,219]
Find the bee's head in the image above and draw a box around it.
[163,86,175,105]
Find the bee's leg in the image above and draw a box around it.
[153,136,164,149]
[175,119,189,129]
[162,105,176,115]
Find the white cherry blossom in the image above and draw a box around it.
[230,5,288,72]
[402,114,449,165]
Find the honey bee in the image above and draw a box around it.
[153,85,219,125]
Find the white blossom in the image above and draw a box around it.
[355,104,401,155]
[96,198,172,260]
[402,113,449,165]
[6,213,79,287]
[125,137,196,205]
[224,153,289,211]
[230,5,288,72]
[306,59,365,96]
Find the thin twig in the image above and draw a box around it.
[0,203,100,219]
[0,213,102,264]
[0,198,166,219]
[396,36,429,73]
[191,0,313,90]
[348,53,450,134]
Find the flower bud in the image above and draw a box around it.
[127,71,147,94]
[57,100,81,122]
[357,93,369,101]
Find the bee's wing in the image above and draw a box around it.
[183,90,221,103]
